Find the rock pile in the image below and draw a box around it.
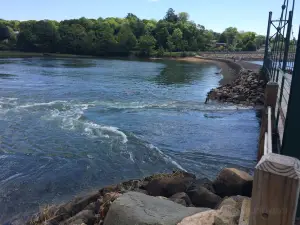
[26,169,253,225]
[207,69,266,106]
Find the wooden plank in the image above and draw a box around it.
[239,198,251,225]
[249,153,300,225]
[264,132,268,155]
[267,107,272,153]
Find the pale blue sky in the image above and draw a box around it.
[1,0,299,36]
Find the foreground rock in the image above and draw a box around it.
[104,192,209,225]
[187,186,221,208]
[26,169,253,225]
[178,196,250,225]
[213,168,253,197]
[144,171,195,197]
[207,69,266,106]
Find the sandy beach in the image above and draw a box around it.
[171,57,241,85]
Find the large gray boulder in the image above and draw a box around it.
[104,192,209,225]
[213,168,253,197]
[187,186,221,208]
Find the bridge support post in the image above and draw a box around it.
[263,12,272,74]
[282,11,293,71]
[249,153,300,225]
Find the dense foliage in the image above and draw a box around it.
[0,8,266,56]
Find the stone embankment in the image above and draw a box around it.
[206,69,266,106]
[27,168,253,225]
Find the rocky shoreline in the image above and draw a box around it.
[26,168,253,225]
[206,69,266,106]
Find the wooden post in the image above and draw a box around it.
[258,82,279,160]
[250,153,300,225]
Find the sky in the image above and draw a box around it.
[1,0,299,36]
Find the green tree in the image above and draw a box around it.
[178,12,189,23]
[255,35,266,49]
[116,25,137,55]
[155,21,170,49]
[166,36,175,52]
[138,35,156,56]
[34,20,60,52]
[244,40,256,51]
[171,28,183,51]
[164,8,178,23]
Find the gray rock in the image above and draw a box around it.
[187,186,221,208]
[213,168,253,198]
[145,173,195,197]
[169,192,192,206]
[103,192,209,225]
[63,210,96,225]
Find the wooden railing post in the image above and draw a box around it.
[258,82,279,159]
[250,153,300,225]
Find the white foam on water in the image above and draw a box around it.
[90,100,253,112]
[42,101,128,143]
[1,173,23,183]
[91,100,177,110]
[146,143,186,172]
[0,155,8,159]
[17,100,68,109]
[0,97,18,116]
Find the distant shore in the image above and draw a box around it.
[0,51,94,58]
[168,56,241,85]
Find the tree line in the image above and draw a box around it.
[0,8,266,57]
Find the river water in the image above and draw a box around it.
[0,58,259,223]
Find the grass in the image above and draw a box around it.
[0,51,94,58]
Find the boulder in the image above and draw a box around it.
[178,201,242,225]
[187,178,215,193]
[145,172,195,197]
[99,192,122,220]
[213,168,253,197]
[169,192,192,207]
[187,186,221,208]
[216,195,249,210]
[104,192,209,225]
[62,210,96,225]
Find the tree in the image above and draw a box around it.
[178,12,189,23]
[0,26,10,41]
[155,21,170,49]
[166,36,175,52]
[224,27,238,46]
[255,35,266,49]
[219,32,227,43]
[171,28,183,51]
[58,24,86,54]
[116,25,137,55]
[138,35,156,56]
[0,9,264,56]
[34,20,60,52]
[93,23,117,55]
[244,40,256,51]
[164,8,178,23]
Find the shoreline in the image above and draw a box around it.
[25,169,253,225]
[169,56,242,85]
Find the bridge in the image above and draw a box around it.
[248,0,300,224]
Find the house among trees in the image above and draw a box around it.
[215,42,227,48]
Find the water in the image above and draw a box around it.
[0,58,259,223]
[248,61,263,66]
[248,60,294,69]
